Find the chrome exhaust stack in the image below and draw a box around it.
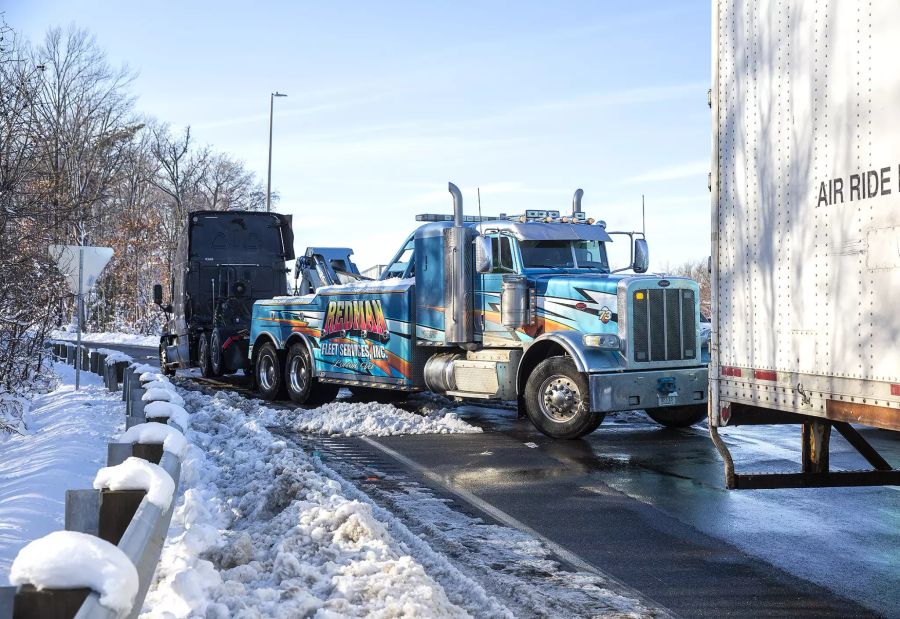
[444,182,474,346]
[572,188,584,216]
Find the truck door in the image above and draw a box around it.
[478,233,520,344]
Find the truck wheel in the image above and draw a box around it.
[645,405,707,428]
[198,332,216,378]
[159,342,175,376]
[210,328,226,376]
[524,356,604,439]
[255,342,285,400]
[284,343,338,405]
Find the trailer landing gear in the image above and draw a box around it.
[710,403,900,489]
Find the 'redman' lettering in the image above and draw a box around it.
[322,299,388,340]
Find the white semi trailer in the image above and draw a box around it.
[708,0,900,488]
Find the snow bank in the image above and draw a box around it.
[201,389,480,438]
[102,350,133,365]
[141,380,173,392]
[132,364,158,375]
[0,363,124,580]
[144,401,189,431]
[142,388,184,407]
[139,372,168,383]
[119,422,188,458]
[288,400,481,437]
[142,388,473,618]
[94,457,176,510]
[51,329,159,348]
[9,530,138,613]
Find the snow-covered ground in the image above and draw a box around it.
[144,386,656,617]
[51,329,159,348]
[0,363,125,581]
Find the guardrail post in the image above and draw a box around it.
[96,352,107,376]
[9,585,91,619]
[0,586,14,619]
[88,350,98,374]
[108,442,164,466]
[99,489,147,547]
[64,489,100,536]
[65,344,75,366]
[80,347,90,373]
[122,367,132,401]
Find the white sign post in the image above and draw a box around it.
[49,245,114,389]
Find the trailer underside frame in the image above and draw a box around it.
[709,403,900,490]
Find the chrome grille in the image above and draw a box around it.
[632,288,696,362]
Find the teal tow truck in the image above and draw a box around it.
[249,184,709,438]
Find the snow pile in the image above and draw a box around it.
[94,457,176,510]
[143,388,477,618]
[51,329,159,348]
[142,388,184,407]
[202,388,480,438]
[139,371,168,383]
[288,400,481,436]
[141,380,173,392]
[102,350,133,365]
[120,422,189,458]
[0,363,124,579]
[144,401,189,431]
[9,530,138,613]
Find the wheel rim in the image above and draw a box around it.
[288,354,309,395]
[258,354,276,391]
[538,374,582,423]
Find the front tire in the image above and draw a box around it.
[523,356,603,439]
[645,405,707,428]
[284,343,338,405]
[255,342,285,400]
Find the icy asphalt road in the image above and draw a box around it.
[96,341,897,617]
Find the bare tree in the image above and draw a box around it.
[666,258,711,321]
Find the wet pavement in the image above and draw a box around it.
[91,341,898,616]
[375,405,899,617]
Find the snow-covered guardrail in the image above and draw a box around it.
[1,356,188,619]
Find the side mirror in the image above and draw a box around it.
[633,239,649,273]
[153,284,163,306]
[475,235,493,273]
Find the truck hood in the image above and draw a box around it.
[527,272,695,332]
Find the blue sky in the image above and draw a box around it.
[7,1,712,271]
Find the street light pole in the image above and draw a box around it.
[266,91,287,213]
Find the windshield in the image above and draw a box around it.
[519,239,609,271]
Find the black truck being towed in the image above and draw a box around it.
[153,210,294,377]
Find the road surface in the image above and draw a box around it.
[95,340,898,617]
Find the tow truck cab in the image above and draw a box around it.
[250,184,708,438]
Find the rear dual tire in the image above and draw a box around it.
[256,342,339,405]
[255,342,286,400]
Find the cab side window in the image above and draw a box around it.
[491,235,516,273]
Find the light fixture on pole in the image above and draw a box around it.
[266,91,288,213]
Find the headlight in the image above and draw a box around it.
[582,333,620,350]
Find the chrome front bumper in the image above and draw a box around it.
[589,367,708,412]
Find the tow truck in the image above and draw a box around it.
[249,184,709,438]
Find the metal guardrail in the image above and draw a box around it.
[2,344,184,619]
